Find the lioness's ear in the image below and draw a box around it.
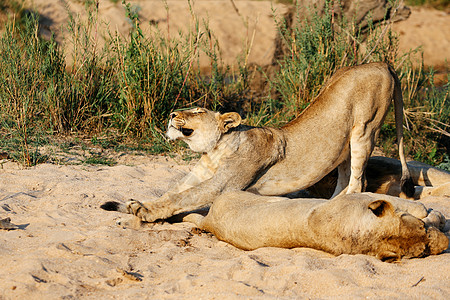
[368,200,394,217]
[218,112,241,132]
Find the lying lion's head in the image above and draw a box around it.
[309,194,449,261]
[166,107,241,152]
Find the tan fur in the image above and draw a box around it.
[183,192,448,261]
[103,63,413,222]
[306,156,450,199]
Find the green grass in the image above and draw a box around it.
[0,0,448,169]
[82,154,117,166]
[0,0,248,165]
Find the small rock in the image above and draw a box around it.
[0,217,19,230]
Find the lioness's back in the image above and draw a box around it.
[248,62,399,196]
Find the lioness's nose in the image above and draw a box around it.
[170,112,179,119]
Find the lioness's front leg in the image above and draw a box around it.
[122,153,222,222]
[102,183,222,223]
[104,156,262,222]
[122,183,222,222]
[124,194,175,222]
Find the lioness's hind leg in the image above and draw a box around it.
[331,157,351,198]
[347,125,374,194]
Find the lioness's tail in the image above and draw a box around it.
[100,201,129,213]
[389,64,414,198]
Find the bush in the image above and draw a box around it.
[0,0,249,164]
[0,14,65,165]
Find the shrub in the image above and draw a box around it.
[0,0,249,165]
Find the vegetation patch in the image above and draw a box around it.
[0,0,448,170]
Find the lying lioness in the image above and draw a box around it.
[183,192,448,261]
[305,156,450,199]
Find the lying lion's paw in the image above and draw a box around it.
[422,209,446,231]
[416,183,450,199]
[115,215,142,229]
[426,226,449,255]
[428,183,450,197]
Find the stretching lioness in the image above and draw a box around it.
[102,62,414,222]
[183,192,448,261]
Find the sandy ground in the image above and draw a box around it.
[392,6,450,70]
[0,152,449,299]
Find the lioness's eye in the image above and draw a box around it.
[181,128,194,136]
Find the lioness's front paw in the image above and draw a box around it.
[422,209,446,231]
[115,216,142,229]
[125,200,158,223]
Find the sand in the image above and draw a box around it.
[0,152,449,299]
[391,6,450,70]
